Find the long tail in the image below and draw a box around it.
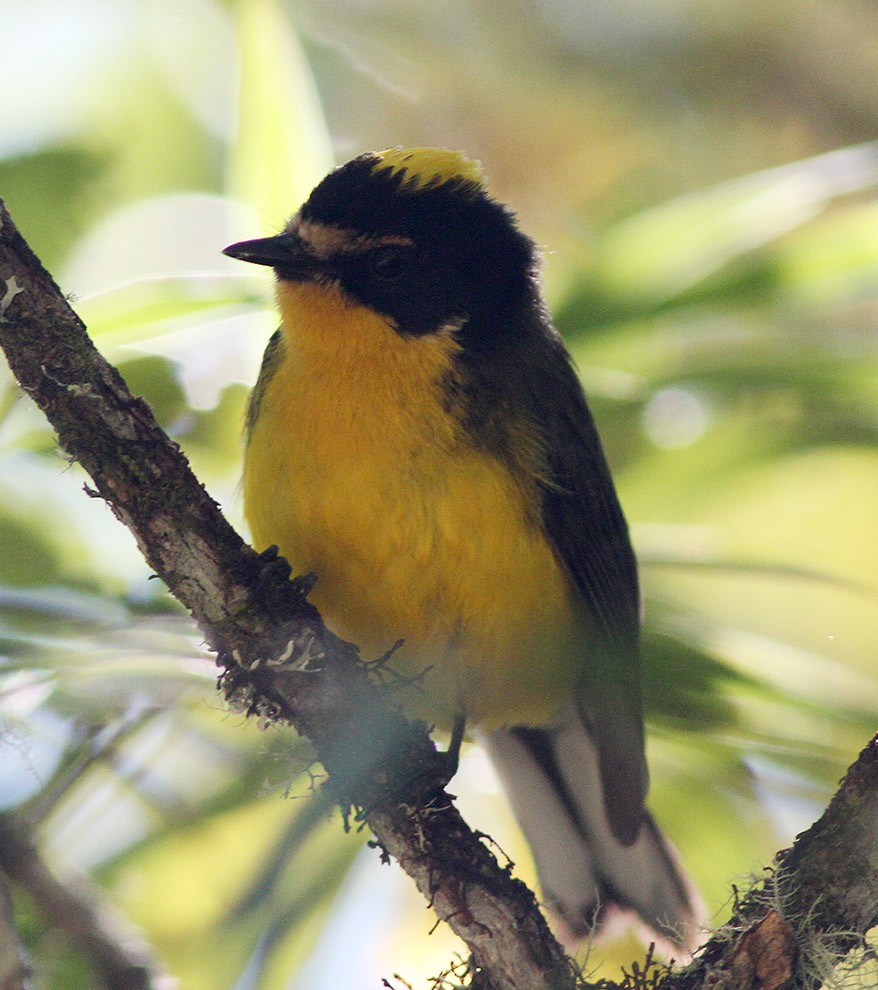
[481,714,702,953]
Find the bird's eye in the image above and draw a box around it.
[370,246,409,281]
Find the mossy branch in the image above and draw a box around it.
[1,198,876,990]
[0,200,576,989]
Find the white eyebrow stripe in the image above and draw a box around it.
[295,220,413,259]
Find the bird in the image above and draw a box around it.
[224,147,700,951]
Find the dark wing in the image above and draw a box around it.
[535,334,647,846]
[467,318,647,846]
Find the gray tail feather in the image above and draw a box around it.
[481,716,703,953]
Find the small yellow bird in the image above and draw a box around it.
[225,148,699,948]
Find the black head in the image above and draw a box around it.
[224,148,540,346]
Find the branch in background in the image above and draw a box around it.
[1,198,876,990]
[0,865,31,990]
[0,813,170,990]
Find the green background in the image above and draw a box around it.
[1,1,877,986]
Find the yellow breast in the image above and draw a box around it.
[243,281,583,729]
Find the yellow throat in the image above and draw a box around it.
[243,278,584,730]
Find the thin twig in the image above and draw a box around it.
[0,868,31,990]
[0,813,172,990]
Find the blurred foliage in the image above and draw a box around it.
[1,1,877,988]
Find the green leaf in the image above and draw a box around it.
[227,0,332,227]
[558,142,878,330]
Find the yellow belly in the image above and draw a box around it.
[243,282,583,729]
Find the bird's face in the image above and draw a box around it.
[244,219,473,339]
[224,148,539,347]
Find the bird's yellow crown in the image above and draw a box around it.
[373,147,485,193]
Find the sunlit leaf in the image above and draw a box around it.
[558,142,878,330]
[227,0,332,227]
[600,143,878,302]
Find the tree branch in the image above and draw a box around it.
[0,201,576,989]
[1,198,876,990]
[0,813,170,990]
[669,734,878,990]
[0,862,31,990]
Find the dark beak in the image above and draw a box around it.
[223,233,320,281]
